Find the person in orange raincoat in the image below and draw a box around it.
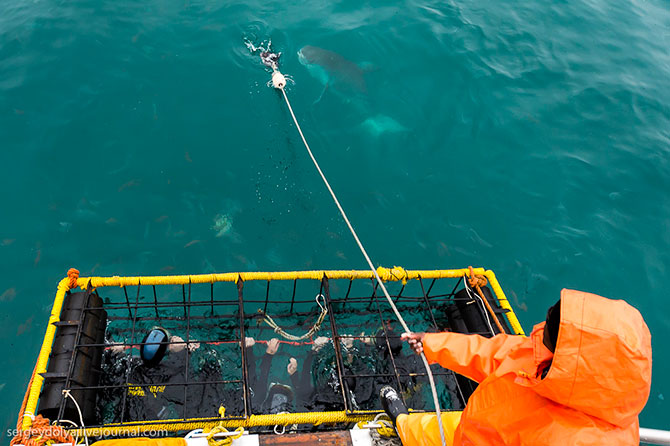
[382,289,652,446]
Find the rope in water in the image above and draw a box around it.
[272,70,447,446]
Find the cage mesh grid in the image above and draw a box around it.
[53,272,511,433]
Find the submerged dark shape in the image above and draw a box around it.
[297,45,408,136]
[297,45,368,95]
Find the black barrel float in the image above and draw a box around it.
[452,286,512,337]
[444,285,513,404]
[37,289,107,425]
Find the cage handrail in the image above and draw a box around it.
[74,267,478,287]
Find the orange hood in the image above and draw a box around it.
[527,289,652,427]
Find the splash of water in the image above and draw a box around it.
[244,38,281,70]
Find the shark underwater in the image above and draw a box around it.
[297,45,407,136]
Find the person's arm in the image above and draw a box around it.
[245,337,258,390]
[403,332,524,383]
[288,350,315,400]
[288,358,300,390]
[300,348,315,383]
[288,339,322,401]
[254,338,279,405]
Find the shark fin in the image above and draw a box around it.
[313,82,330,105]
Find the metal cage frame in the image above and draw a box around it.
[19,267,524,437]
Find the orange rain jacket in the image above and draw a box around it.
[396,289,652,446]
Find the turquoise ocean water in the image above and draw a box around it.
[1,0,669,436]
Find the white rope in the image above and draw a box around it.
[62,389,89,446]
[464,279,496,335]
[275,77,447,446]
[56,419,81,445]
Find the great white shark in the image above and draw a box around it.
[297,45,407,136]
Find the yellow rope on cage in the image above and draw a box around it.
[75,267,479,289]
[20,276,73,431]
[356,420,397,437]
[203,407,244,446]
[376,266,410,285]
[258,294,328,341]
[67,411,379,437]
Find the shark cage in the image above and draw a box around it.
[15,267,524,441]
